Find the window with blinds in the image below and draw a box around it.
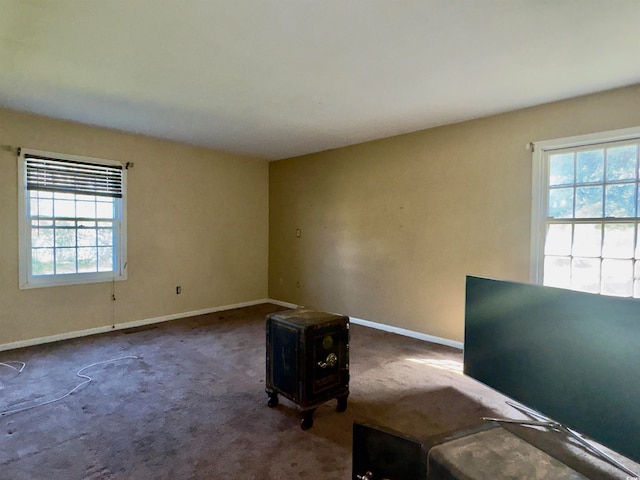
[18,149,127,289]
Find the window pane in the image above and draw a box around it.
[634,261,640,298]
[55,248,77,274]
[605,184,636,217]
[32,227,54,248]
[548,188,574,218]
[76,200,96,218]
[543,256,571,289]
[30,197,53,217]
[572,223,601,257]
[55,227,76,247]
[606,145,638,181]
[571,257,600,293]
[32,248,54,275]
[78,247,98,273]
[54,199,75,217]
[77,227,97,247]
[549,153,574,186]
[54,192,75,200]
[576,149,604,184]
[98,228,114,247]
[575,186,603,218]
[98,247,113,271]
[545,224,572,255]
[96,200,115,219]
[33,191,53,199]
[602,223,635,259]
[76,194,94,202]
[601,259,633,296]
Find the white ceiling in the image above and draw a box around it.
[1,1,640,160]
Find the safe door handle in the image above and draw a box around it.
[356,472,391,480]
[317,353,337,369]
[356,472,373,480]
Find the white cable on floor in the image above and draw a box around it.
[0,361,26,373]
[0,355,140,417]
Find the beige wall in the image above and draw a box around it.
[4,84,640,348]
[0,108,268,346]
[269,84,640,343]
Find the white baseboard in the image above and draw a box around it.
[0,298,273,353]
[267,299,299,309]
[349,317,463,350]
[0,298,463,352]
[261,300,464,350]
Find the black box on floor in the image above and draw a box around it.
[352,422,428,480]
[265,308,349,429]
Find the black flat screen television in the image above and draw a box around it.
[463,275,640,465]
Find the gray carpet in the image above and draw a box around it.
[0,303,632,479]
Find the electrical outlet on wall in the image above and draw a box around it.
[176,286,182,294]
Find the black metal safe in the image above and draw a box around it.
[265,308,349,429]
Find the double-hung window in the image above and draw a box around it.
[531,127,640,297]
[18,149,127,289]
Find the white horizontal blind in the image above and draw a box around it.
[25,154,123,198]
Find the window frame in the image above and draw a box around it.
[18,148,128,289]
[530,126,640,291]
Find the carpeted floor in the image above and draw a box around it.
[0,303,635,479]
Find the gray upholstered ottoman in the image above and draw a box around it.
[427,427,587,480]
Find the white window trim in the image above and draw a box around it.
[18,148,128,289]
[530,126,640,285]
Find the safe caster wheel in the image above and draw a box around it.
[301,409,316,430]
[301,416,313,430]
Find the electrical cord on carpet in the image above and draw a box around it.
[0,361,26,373]
[0,355,141,417]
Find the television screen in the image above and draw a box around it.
[463,275,640,464]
